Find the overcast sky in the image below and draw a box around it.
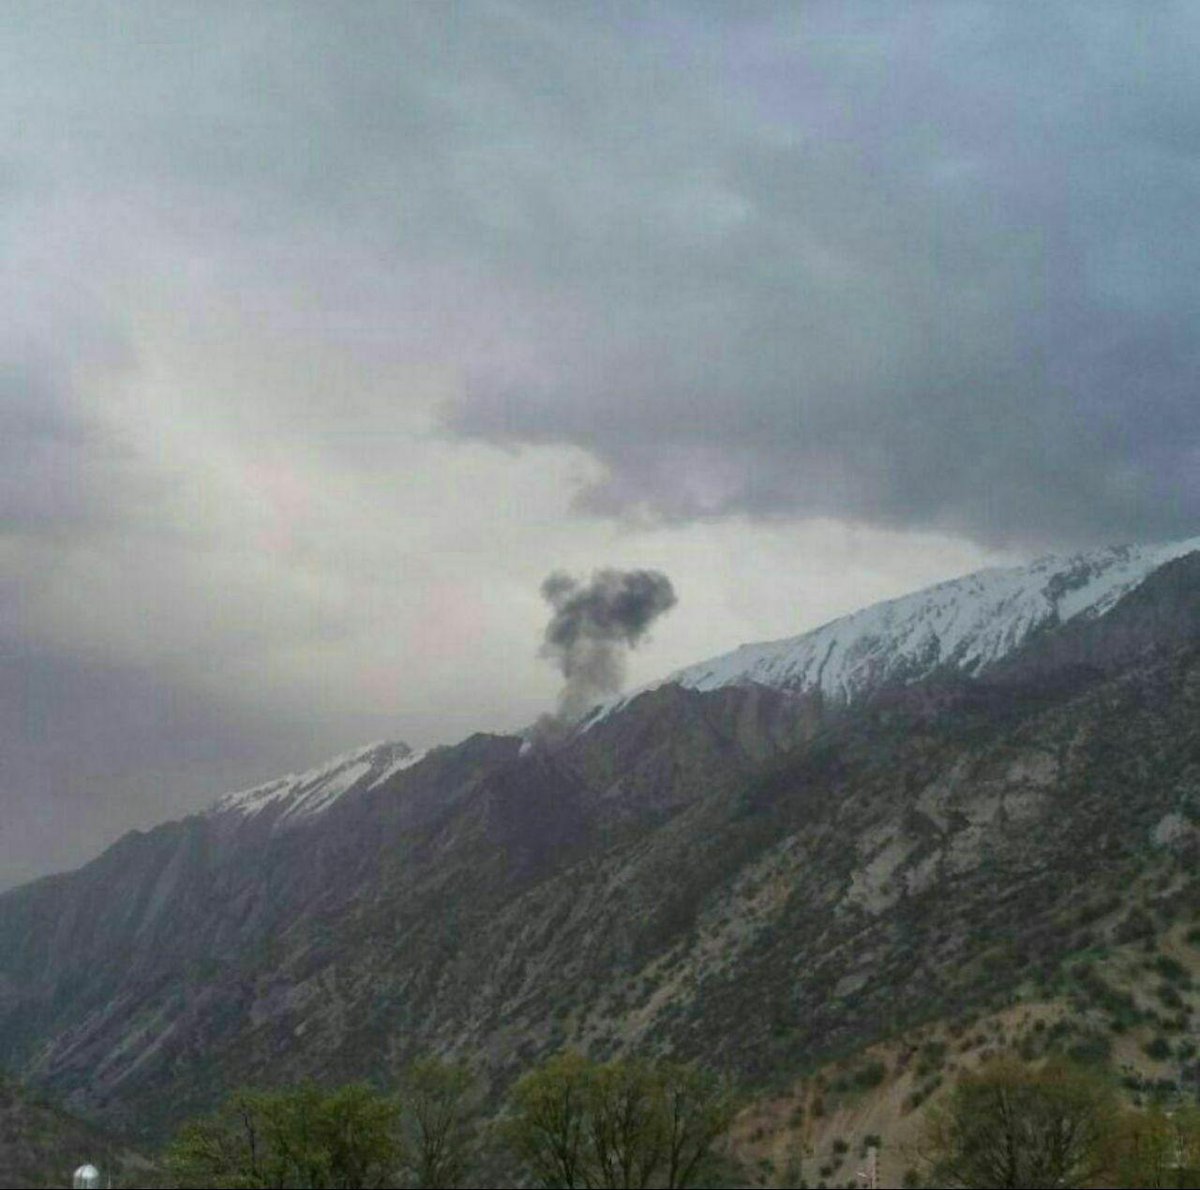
[3,2,1198,887]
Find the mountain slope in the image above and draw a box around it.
[0,543,1197,1146]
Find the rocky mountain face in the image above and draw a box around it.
[1,546,1198,1142]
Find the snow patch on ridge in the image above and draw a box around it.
[369,748,427,789]
[209,739,417,824]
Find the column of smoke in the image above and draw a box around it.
[533,567,677,742]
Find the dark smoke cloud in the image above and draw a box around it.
[539,568,677,721]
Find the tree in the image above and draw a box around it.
[587,1059,666,1189]
[501,1051,592,1189]
[501,1052,736,1189]
[658,1062,737,1190]
[1106,1103,1200,1189]
[164,1082,404,1189]
[401,1056,475,1189]
[920,1056,1117,1189]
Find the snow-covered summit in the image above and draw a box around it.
[587,535,1200,722]
[209,739,423,824]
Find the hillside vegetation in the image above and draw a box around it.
[733,904,1200,1187]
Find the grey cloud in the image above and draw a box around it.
[436,4,1200,548]
[0,356,153,536]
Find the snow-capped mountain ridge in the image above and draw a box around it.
[589,535,1200,720]
[209,739,421,823]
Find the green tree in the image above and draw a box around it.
[501,1053,736,1189]
[401,1056,475,1189]
[587,1059,666,1189]
[1107,1103,1200,1189]
[164,1082,403,1189]
[502,1051,592,1189]
[658,1062,738,1189]
[920,1056,1117,1189]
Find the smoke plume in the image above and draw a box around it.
[538,568,677,722]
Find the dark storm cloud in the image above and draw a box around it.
[540,569,677,719]
[437,3,1200,548]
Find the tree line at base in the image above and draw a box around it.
[160,1049,1200,1188]
[162,1052,737,1189]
